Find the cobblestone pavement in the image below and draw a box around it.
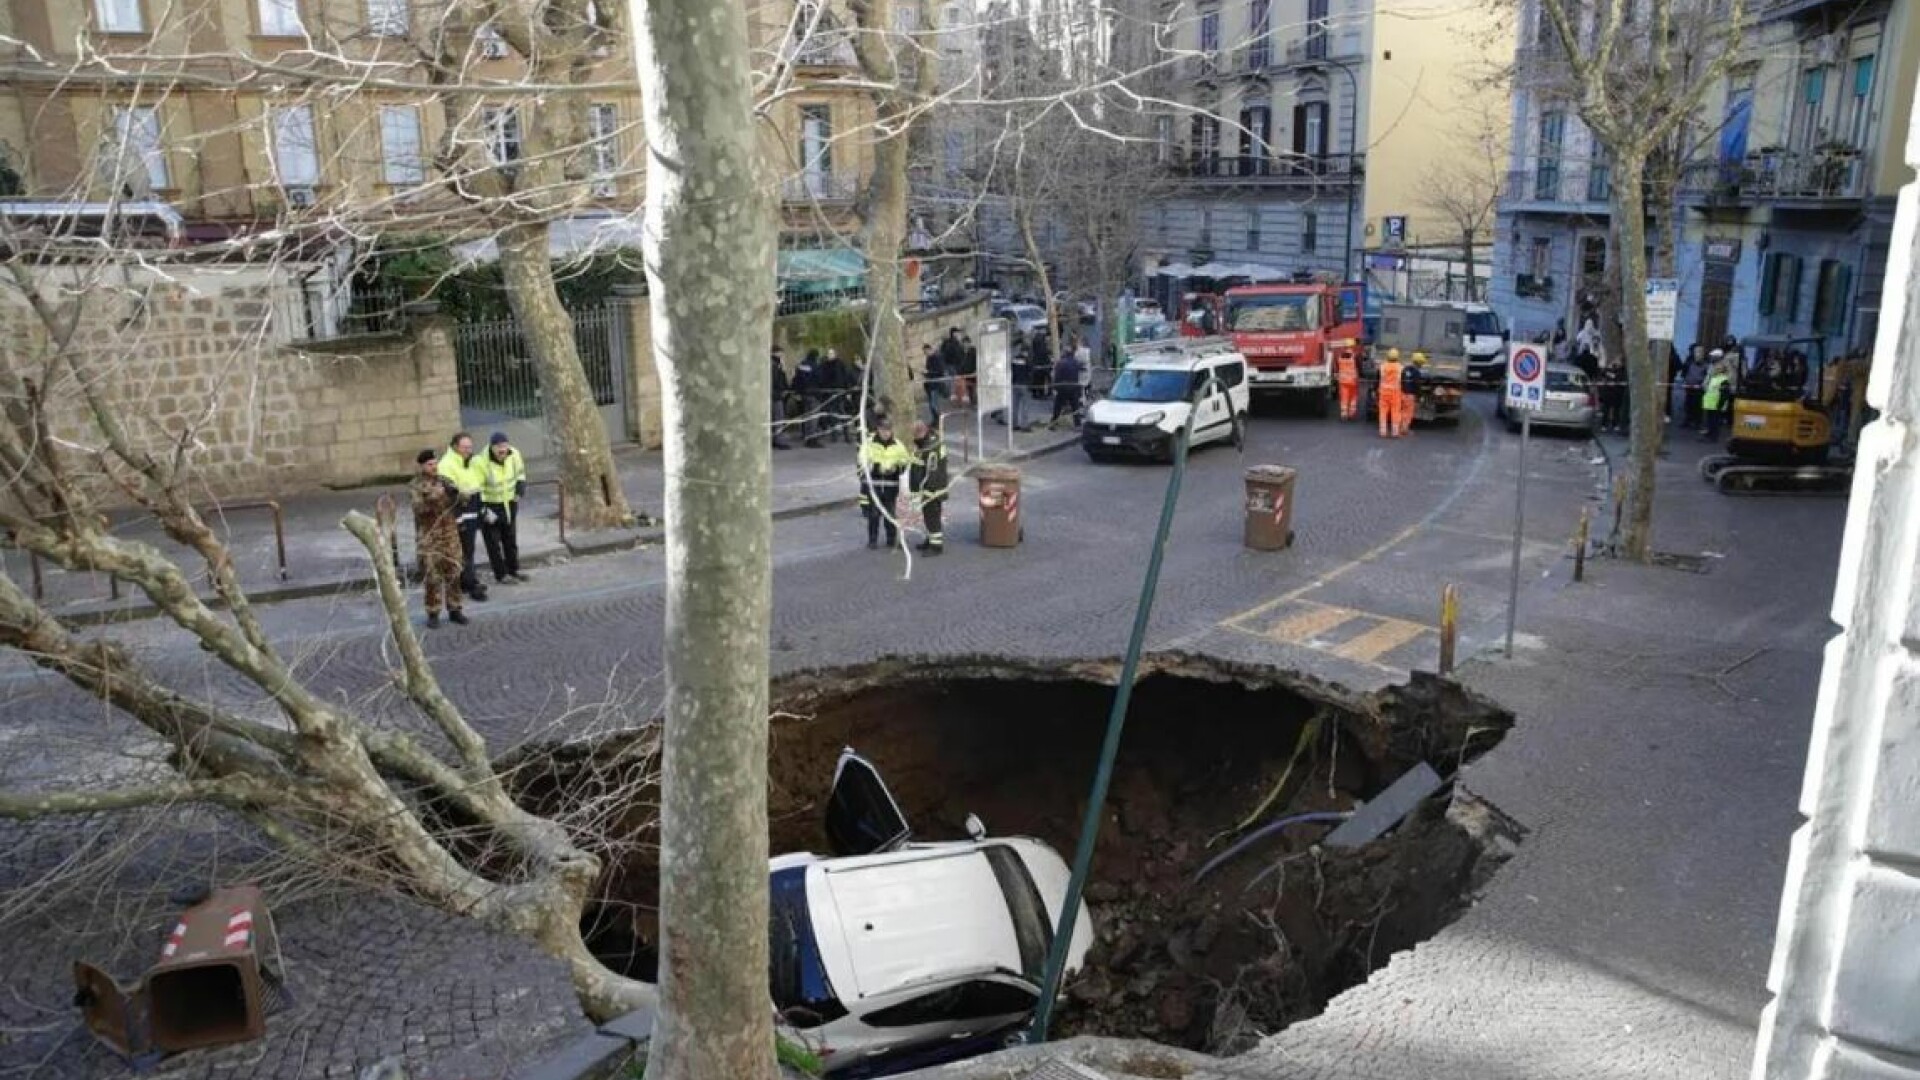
[0,396,1844,1079]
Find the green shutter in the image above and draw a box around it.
[1759,252,1779,315]
[1784,255,1803,323]
[1820,263,1852,334]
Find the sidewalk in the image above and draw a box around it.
[5,413,1076,620]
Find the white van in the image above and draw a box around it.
[1081,338,1251,462]
[1460,303,1509,382]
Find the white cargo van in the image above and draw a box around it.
[1081,338,1250,462]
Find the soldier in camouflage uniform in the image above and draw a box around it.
[410,449,469,627]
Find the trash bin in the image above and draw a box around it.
[1244,465,1297,551]
[76,885,281,1057]
[976,465,1022,548]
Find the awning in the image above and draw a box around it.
[1151,262,1195,277]
[779,247,866,294]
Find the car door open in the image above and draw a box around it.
[826,748,912,857]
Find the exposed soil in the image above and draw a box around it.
[507,653,1521,1056]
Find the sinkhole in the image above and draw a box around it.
[509,654,1521,1057]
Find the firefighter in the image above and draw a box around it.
[1334,345,1360,420]
[910,420,949,556]
[1377,348,1405,438]
[410,450,469,628]
[857,417,914,549]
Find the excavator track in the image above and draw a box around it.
[1709,463,1853,497]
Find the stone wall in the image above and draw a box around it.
[2,275,460,501]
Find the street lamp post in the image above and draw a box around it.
[1305,58,1360,282]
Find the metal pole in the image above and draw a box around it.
[1573,506,1591,583]
[1439,583,1458,675]
[1029,389,1209,1043]
[1504,411,1531,658]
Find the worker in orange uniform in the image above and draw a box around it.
[1334,345,1361,420]
[1377,347,1405,438]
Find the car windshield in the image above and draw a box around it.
[981,846,1053,981]
[769,867,847,1028]
[1465,311,1502,336]
[1225,294,1319,333]
[1135,301,1162,316]
[1546,369,1589,391]
[1110,368,1191,403]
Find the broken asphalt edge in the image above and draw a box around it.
[35,432,1080,627]
[509,1006,652,1080]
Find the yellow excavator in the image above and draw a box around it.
[1698,335,1853,495]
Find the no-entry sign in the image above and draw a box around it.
[1506,343,1546,411]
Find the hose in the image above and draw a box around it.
[1191,811,1352,886]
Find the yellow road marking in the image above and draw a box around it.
[1256,602,1360,645]
[1329,618,1430,663]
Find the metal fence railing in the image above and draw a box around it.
[452,305,621,420]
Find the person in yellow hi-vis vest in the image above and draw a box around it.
[437,432,489,601]
[1376,348,1405,438]
[480,432,530,585]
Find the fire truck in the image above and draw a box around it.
[1190,282,1368,414]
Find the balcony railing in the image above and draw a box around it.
[1175,152,1365,184]
[1184,54,1221,79]
[1512,41,1572,84]
[1678,147,1868,202]
[781,171,861,204]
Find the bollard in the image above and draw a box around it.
[1439,583,1459,676]
[1574,506,1591,582]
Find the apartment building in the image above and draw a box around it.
[1489,0,1917,351]
[1137,0,1511,289]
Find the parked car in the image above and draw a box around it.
[1003,303,1048,337]
[1081,338,1250,462]
[1130,297,1168,338]
[772,751,1094,1077]
[1497,362,1598,434]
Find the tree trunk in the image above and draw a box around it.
[628,0,777,1076]
[865,121,916,424]
[1608,147,1660,560]
[497,223,635,530]
[1016,198,1060,363]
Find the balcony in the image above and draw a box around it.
[1678,147,1868,206]
[782,171,861,204]
[1501,167,1607,211]
[1512,41,1572,86]
[1284,35,1330,63]
[1184,54,1221,80]
[1173,152,1365,187]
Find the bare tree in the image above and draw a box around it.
[1531,0,1748,558]
[1417,107,1506,303]
[627,0,779,1075]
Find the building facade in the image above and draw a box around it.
[1137,0,1511,291]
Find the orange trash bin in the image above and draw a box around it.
[976,465,1023,548]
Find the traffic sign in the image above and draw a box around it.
[1505,343,1546,412]
[1645,278,1678,340]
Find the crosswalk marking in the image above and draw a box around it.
[1329,617,1429,663]
[1254,602,1358,645]
[1219,597,1438,670]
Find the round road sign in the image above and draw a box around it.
[1511,346,1543,383]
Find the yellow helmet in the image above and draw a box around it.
[1387,347,1401,360]
[1411,351,1428,366]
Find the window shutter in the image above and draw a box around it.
[1831,264,1852,332]
[1783,255,1803,322]
[1759,252,1779,315]
[1292,105,1307,155]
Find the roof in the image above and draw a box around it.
[812,848,1020,1002]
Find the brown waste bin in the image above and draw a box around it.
[1244,465,1297,551]
[976,465,1023,548]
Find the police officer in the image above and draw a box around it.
[437,432,489,601]
[410,449,468,627]
[480,432,529,585]
[857,417,913,549]
[910,420,949,556]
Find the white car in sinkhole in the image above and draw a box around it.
[770,750,1094,1077]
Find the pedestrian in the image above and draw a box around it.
[1702,360,1732,441]
[921,341,948,423]
[1335,345,1360,420]
[437,432,489,602]
[1682,344,1708,429]
[410,449,469,628]
[1377,348,1405,439]
[856,417,913,549]
[910,420,948,556]
[1397,352,1424,437]
[793,348,823,447]
[1027,329,1052,401]
[820,348,855,443]
[1050,340,1084,428]
[960,333,977,405]
[939,328,969,406]
[1599,353,1627,432]
[770,345,792,450]
[480,432,529,585]
[1664,343,1683,423]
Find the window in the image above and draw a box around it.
[1200,207,1212,246]
[1248,0,1271,67]
[1795,66,1828,148]
[1579,235,1606,278]
[1248,212,1261,252]
[1191,114,1220,170]
[864,981,1039,1028]
[800,104,832,194]
[1847,55,1875,147]
[112,106,168,190]
[1535,111,1564,199]
[1302,211,1317,253]
[1759,252,1802,319]
[95,0,144,33]
[378,105,423,186]
[270,105,319,187]
[258,0,303,36]
[1306,0,1329,58]
[1154,114,1173,163]
[1199,10,1219,56]
[483,105,521,164]
[1811,259,1851,333]
[1292,101,1328,158]
[1586,144,1611,201]
[1226,293,1319,331]
[1527,236,1552,278]
[769,868,848,1028]
[367,0,407,35]
[1216,360,1246,388]
[1239,106,1270,174]
[588,103,619,195]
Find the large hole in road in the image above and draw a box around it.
[510,654,1521,1057]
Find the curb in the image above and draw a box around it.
[511,1007,652,1080]
[35,434,1081,625]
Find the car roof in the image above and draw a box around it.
[1128,352,1243,373]
[809,846,1022,1004]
